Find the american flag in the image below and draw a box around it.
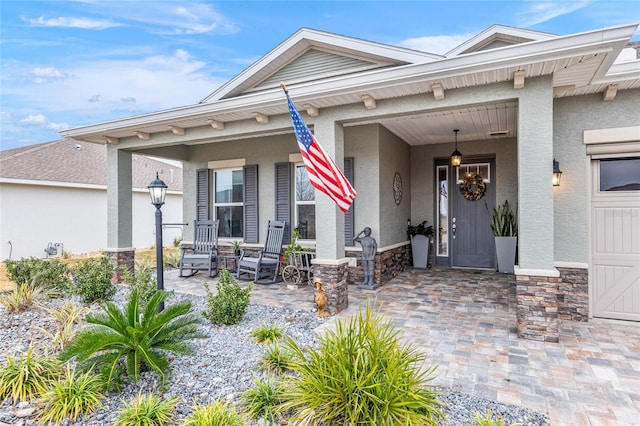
[285,91,356,213]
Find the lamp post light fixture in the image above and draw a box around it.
[552,159,563,186]
[450,129,462,167]
[148,172,168,311]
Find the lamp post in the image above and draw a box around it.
[148,172,168,311]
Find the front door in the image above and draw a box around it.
[450,158,495,268]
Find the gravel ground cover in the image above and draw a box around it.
[0,287,549,425]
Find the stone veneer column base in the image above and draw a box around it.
[515,268,560,343]
[105,249,135,284]
[312,260,349,315]
[556,267,589,322]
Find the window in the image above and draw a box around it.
[215,169,244,238]
[456,163,491,184]
[436,165,449,257]
[295,164,316,239]
[599,157,640,191]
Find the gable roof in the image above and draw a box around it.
[446,25,556,57]
[60,22,639,145]
[0,139,182,191]
[201,27,442,102]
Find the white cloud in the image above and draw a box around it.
[28,16,122,30]
[46,122,70,131]
[88,95,101,103]
[517,1,592,27]
[19,113,48,126]
[126,2,238,35]
[1,112,12,123]
[399,34,475,55]
[30,67,69,83]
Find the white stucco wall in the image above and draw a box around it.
[553,88,640,263]
[0,182,182,260]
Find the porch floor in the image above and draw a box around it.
[163,267,640,425]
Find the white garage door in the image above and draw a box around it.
[591,157,640,322]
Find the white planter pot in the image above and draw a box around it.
[410,234,430,269]
[495,236,517,274]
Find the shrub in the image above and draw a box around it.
[257,343,294,374]
[72,256,116,303]
[116,393,179,426]
[121,268,157,308]
[282,302,444,425]
[0,346,61,403]
[183,400,245,426]
[38,365,104,424]
[164,249,181,269]
[0,283,47,313]
[4,257,71,294]
[36,300,87,352]
[202,269,252,325]
[473,409,515,426]
[250,322,284,344]
[240,377,286,424]
[60,289,204,385]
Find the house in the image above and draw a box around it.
[60,24,640,341]
[0,138,183,260]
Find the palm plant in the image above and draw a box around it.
[282,301,443,425]
[59,289,205,385]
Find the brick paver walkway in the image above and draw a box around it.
[164,267,640,425]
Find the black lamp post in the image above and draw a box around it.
[148,172,168,311]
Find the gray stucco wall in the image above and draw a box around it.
[553,88,640,263]
[345,124,381,243]
[378,126,411,246]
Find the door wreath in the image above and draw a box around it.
[459,173,486,201]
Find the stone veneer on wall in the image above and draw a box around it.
[105,249,135,284]
[556,267,589,322]
[313,262,349,314]
[346,243,411,286]
[515,274,560,342]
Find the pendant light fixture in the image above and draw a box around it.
[450,129,462,167]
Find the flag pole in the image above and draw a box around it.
[280,82,288,94]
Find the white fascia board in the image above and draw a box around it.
[446,24,557,57]
[593,59,640,84]
[0,178,105,190]
[60,23,638,140]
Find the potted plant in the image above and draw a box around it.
[487,200,518,273]
[407,220,434,269]
[232,240,242,257]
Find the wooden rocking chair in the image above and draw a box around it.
[236,220,286,284]
[179,220,219,277]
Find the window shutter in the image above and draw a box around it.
[243,164,259,243]
[275,162,292,244]
[344,157,355,246]
[196,168,211,221]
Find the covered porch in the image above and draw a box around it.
[164,267,640,425]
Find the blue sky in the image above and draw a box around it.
[1,0,639,150]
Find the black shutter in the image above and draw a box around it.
[344,157,355,246]
[196,168,210,221]
[275,162,291,245]
[243,164,259,243]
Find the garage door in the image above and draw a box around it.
[591,157,640,321]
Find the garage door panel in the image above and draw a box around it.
[591,158,640,322]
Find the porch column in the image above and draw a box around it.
[310,116,349,314]
[105,145,134,283]
[516,76,559,342]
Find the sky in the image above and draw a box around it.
[1,0,639,151]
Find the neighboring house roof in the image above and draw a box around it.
[60,23,640,145]
[0,138,183,191]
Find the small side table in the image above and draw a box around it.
[224,255,240,272]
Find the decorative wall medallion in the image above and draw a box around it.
[393,172,402,205]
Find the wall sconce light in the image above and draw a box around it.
[552,159,562,186]
[450,129,462,167]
